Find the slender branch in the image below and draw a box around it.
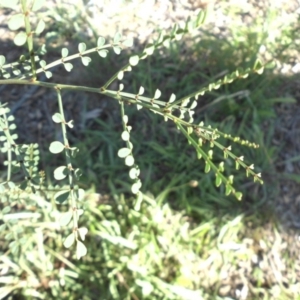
[20,0,37,80]
[55,88,79,235]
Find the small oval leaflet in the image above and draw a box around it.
[81,56,91,66]
[144,44,155,55]
[98,50,108,57]
[123,115,128,124]
[54,165,68,180]
[129,55,139,66]
[204,162,211,173]
[113,46,121,55]
[61,48,68,58]
[215,174,222,187]
[14,32,27,46]
[52,113,63,123]
[129,167,139,179]
[76,241,87,259]
[78,42,86,53]
[64,62,73,72]
[118,148,131,158]
[225,185,232,196]
[154,89,161,99]
[12,68,21,76]
[32,0,46,12]
[67,120,74,128]
[59,211,73,226]
[0,0,18,9]
[190,100,197,110]
[0,55,5,66]
[138,86,144,95]
[49,141,65,154]
[131,180,142,194]
[63,233,75,248]
[39,60,46,68]
[125,155,134,166]
[169,93,176,103]
[45,71,52,78]
[97,36,105,47]
[8,14,24,31]
[122,38,133,47]
[54,190,70,204]
[77,209,84,216]
[121,131,130,141]
[2,206,11,214]
[235,192,242,201]
[78,227,88,241]
[113,32,122,44]
[35,19,45,35]
[117,71,124,80]
[0,224,6,232]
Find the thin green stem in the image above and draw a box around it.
[19,44,112,80]
[55,88,78,234]
[20,0,37,80]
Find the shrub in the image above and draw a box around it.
[0,0,264,262]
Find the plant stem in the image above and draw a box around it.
[20,0,37,80]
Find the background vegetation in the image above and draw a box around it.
[1,0,300,299]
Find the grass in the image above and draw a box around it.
[1,0,300,299]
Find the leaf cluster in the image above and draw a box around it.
[0,0,265,260]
